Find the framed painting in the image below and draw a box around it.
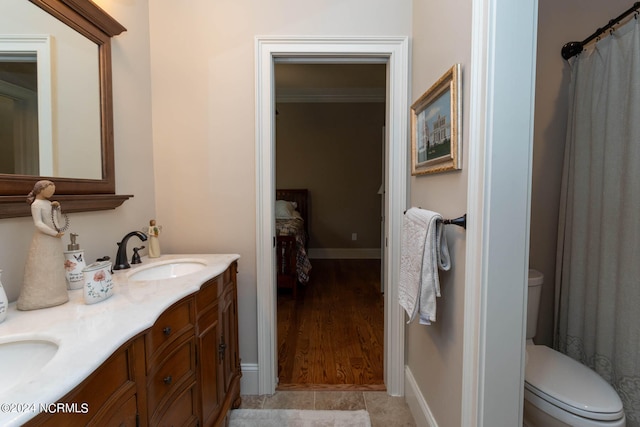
[410,64,461,175]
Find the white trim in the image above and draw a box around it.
[255,38,277,395]
[0,35,52,176]
[405,366,439,427]
[462,0,489,423]
[255,36,409,396]
[240,363,260,395]
[307,248,381,259]
[274,57,389,64]
[462,0,538,425]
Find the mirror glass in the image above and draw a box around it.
[0,0,102,180]
[0,52,40,176]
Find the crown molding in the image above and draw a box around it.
[276,87,385,103]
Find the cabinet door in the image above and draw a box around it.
[198,303,224,426]
[196,262,241,426]
[25,338,142,427]
[220,283,239,393]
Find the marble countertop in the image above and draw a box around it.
[0,253,240,427]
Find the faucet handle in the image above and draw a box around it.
[131,246,145,264]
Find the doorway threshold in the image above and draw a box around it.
[277,383,387,392]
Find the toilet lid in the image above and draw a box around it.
[525,345,624,421]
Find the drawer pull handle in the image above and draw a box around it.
[163,375,173,385]
[163,326,172,336]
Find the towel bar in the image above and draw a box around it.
[442,214,467,229]
[403,209,467,230]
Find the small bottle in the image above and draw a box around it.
[64,233,86,290]
[0,269,8,323]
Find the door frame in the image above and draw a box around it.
[461,0,538,424]
[255,36,409,395]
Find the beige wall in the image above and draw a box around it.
[147,0,412,367]
[531,0,634,346]
[0,0,155,301]
[275,102,384,251]
[408,0,471,425]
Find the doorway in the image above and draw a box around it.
[255,36,409,396]
[274,62,386,389]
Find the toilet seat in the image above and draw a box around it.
[524,389,626,427]
[525,345,624,422]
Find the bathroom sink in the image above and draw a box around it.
[0,339,59,394]
[127,259,207,281]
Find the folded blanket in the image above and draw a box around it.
[398,208,451,325]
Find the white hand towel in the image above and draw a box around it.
[398,208,430,322]
[419,209,450,325]
[398,208,451,325]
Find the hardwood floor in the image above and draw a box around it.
[277,258,385,390]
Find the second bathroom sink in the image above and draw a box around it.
[127,258,207,281]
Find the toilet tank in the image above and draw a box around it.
[527,269,544,340]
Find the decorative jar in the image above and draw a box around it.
[82,261,114,304]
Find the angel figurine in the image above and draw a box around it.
[147,219,163,258]
[17,180,69,310]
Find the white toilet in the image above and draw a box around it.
[524,269,626,427]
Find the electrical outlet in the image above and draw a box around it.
[352,233,357,241]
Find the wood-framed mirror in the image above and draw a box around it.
[0,0,131,219]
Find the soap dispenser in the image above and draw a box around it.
[0,269,8,323]
[63,233,86,290]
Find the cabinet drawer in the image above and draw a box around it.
[222,262,236,290]
[195,276,219,313]
[147,336,197,414]
[154,382,198,427]
[146,298,194,364]
[101,394,137,427]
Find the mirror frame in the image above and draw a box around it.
[0,0,130,218]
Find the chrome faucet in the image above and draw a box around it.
[113,231,148,270]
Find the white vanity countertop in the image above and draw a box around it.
[0,253,240,427]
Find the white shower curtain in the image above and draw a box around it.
[556,17,640,426]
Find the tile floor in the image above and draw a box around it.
[238,390,416,427]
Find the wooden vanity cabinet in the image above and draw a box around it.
[196,261,241,427]
[24,262,241,427]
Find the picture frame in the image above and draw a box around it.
[410,64,461,175]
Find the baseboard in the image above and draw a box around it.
[308,248,381,259]
[240,363,260,395]
[405,365,439,427]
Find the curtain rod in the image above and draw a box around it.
[561,2,640,60]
